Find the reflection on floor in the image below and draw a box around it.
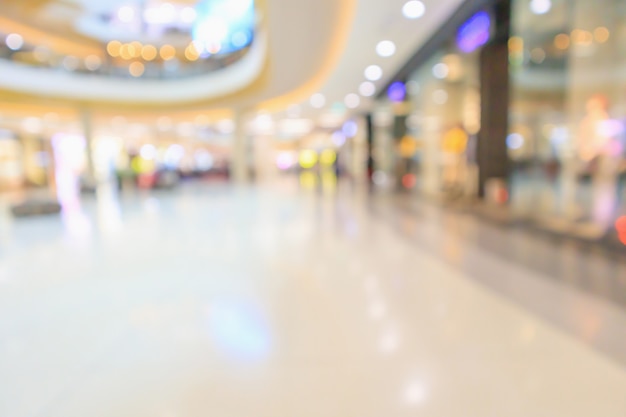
[1,181,626,417]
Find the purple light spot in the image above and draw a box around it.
[388,82,406,102]
[457,11,491,53]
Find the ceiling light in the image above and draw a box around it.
[345,94,361,109]
[120,43,134,60]
[530,0,551,15]
[118,5,136,23]
[141,44,158,61]
[376,40,396,57]
[160,45,176,60]
[310,93,326,109]
[181,7,197,24]
[359,81,376,97]
[107,40,122,57]
[364,65,383,81]
[185,44,200,61]
[432,63,449,79]
[5,33,24,51]
[403,1,425,19]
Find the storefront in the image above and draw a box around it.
[373,0,626,242]
[509,0,626,236]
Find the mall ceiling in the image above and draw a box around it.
[0,0,464,121]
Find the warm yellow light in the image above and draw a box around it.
[185,44,199,61]
[299,150,318,169]
[129,61,145,77]
[107,40,122,57]
[594,26,610,43]
[160,45,176,61]
[299,171,317,189]
[130,41,143,57]
[508,36,523,52]
[571,29,593,46]
[141,44,158,61]
[120,43,135,60]
[319,149,336,166]
[554,33,570,50]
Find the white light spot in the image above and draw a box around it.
[6,33,24,51]
[365,65,383,81]
[376,40,396,57]
[530,0,552,15]
[118,5,136,23]
[432,63,449,79]
[359,81,376,97]
[344,93,361,109]
[403,1,425,19]
[310,93,326,109]
[180,7,197,24]
[373,170,388,186]
[404,380,428,405]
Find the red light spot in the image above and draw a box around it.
[402,174,417,189]
[496,188,509,204]
[619,233,626,246]
[615,216,626,234]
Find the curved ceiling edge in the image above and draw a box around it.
[0,33,267,105]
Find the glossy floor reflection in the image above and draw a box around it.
[1,181,626,417]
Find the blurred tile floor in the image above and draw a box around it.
[1,181,625,417]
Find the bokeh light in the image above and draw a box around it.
[107,40,122,57]
[345,93,361,109]
[6,33,24,51]
[138,45,155,61]
[160,45,176,60]
[299,150,318,169]
[129,61,145,77]
[402,1,425,19]
[554,33,570,50]
[359,81,376,97]
[594,27,610,43]
[365,65,383,81]
[320,149,337,166]
[376,40,396,57]
[388,82,406,102]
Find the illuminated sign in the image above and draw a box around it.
[457,11,491,53]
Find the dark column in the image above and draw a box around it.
[365,114,374,182]
[477,0,511,198]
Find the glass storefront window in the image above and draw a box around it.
[510,0,626,235]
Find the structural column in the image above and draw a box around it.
[81,108,97,186]
[231,111,249,183]
[477,0,511,198]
